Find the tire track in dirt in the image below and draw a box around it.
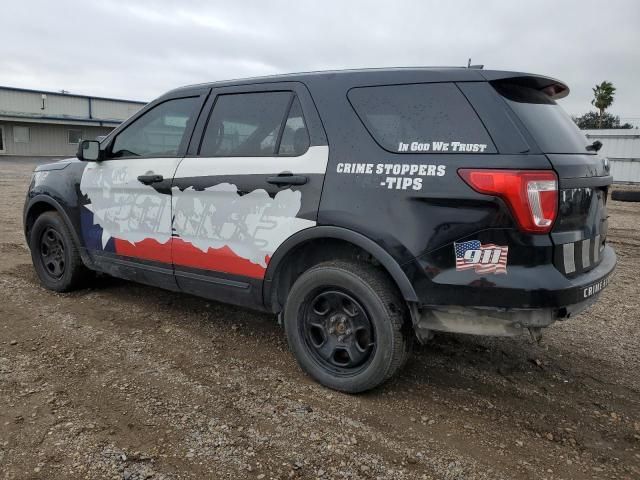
[1,268,501,479]
[2,257,638,479]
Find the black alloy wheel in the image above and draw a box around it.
[284,260,412,393]
[301,289,375,375]
[39,227,66,279]
[29,211,92,292]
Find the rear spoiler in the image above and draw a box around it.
[479,71,569,100]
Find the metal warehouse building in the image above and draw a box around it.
[584,129,640,184]
[0,86,145,157]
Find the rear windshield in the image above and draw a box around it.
[493,83,592,154]
[348,83,496,154]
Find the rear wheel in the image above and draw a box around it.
[29,211,92,292]
[284,260,412,393]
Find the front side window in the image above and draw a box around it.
[13,126,30,144]
[110,96,199,158]
[348,83,496,154]
[200,92,308,157]
[68,129,83,144]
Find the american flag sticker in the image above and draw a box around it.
[454,240,508,274]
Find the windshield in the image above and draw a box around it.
[494,83,592,154]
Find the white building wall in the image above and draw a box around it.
[0,121,113,157]
[584,129,640,184]
[608,159,640,183]
[91,98,142,122]
[0,86,145,156]
[0,89,88,118]
[0,87,144,122]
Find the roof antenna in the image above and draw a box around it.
[467,58,484,69]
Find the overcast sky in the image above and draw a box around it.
[2,0,639,119]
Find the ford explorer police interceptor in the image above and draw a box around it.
[24,67,616,392]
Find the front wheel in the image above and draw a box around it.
[284,260,412,393]
[29,211,92,292]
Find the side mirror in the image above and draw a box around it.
[77,140,103,162]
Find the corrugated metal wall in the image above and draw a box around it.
[0,121,113,156]
[0,89,87,118]
[91,99,142,122]
[584,129,640,184]
[0,87,144,122]
[608,159,640,183]
[0,87,145,156]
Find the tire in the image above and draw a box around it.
[611,190,640,202]
[29,211,92,292]
[284,260,413,393]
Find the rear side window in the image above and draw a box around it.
[278,97,310,155]
[348,83,496,154]
[200,92,309,157]
[493,82,591,154]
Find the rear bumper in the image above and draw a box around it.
[414,295,599,338]
[408,246,615,337]
[409,245,616,310]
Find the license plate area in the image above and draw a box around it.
[581,273,612,300]
[553,187,608,276]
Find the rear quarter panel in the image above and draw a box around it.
[304,76,570,307]
[306,77,552,261]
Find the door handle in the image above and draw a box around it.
[266,174,308,186]
[137,174,164,185]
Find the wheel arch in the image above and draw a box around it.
[24,196,90,266]
[263,226,418,312]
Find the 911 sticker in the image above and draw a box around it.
[454,240,508,274]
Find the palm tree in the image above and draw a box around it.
[591,81,616,128]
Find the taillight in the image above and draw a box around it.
[458,169,558,233]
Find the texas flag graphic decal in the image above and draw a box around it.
[454,240,508,274]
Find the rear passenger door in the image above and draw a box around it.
[171,82,328,306]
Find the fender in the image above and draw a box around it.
[263,226,419,308]
[24,194,94,268]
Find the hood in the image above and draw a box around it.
[34,157,80,172]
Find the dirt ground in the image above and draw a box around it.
[0,158,638,480]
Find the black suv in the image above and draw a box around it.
[24,68,615,392]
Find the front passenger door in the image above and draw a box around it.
[79,93,206,288]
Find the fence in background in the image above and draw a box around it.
[583,129,640,184]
